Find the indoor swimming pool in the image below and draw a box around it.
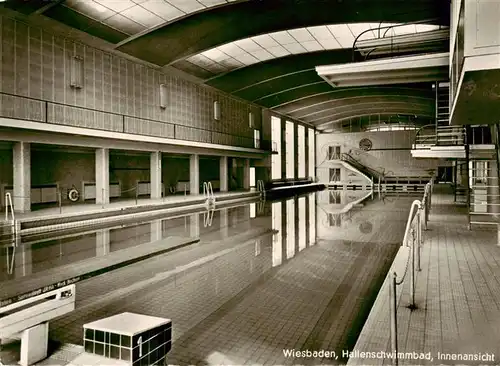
[1,190,416,365]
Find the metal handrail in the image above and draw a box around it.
[351,18,444,61]
[389,177,433,365]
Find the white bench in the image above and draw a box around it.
[0,285,76,366]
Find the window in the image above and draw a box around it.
[286,121,295,179]
[271,116,282,179]
[308,128,315,179]
[298,125,306,178]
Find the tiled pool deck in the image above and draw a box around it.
[348,184,500,366]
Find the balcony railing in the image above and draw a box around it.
[0,91,275,152]
[413,124,465,148]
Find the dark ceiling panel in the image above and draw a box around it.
[303,100,433,123]
[274,85,434,114]
[294,96,434,121]
[256,82,333,107]
[206,50,354,92]
[233,69,320,101]
[313,106,434,127]
[116,0,450,66]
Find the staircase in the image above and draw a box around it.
[436,81,450,128]
[340,153,382,182]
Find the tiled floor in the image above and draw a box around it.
[349,184,500,365]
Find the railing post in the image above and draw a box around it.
[58,189,62,214]
[389,272,398,366]
[135,185,138,205]
[101,188,105,209]
[417,210,422,271]
[410,228,416,308]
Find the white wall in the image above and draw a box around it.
[316,130,439,179]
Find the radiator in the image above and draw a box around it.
[82,181,121,200]
[136,181,165,196]
[2,184,59,205]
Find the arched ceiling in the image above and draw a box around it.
[2,0,450,132]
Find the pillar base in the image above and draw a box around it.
[20,322,49,366]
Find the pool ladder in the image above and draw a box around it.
[4,192,18,241]
[203,181,215,207]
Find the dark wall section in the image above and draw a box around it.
[0,144,13,188]
[199,157,220,190]
[162,156,190,194]
[31,148,95,203]
[110,152,150,198]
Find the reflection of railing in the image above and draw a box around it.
[203,182,215,207]
[0,91,275,151]
[257,180,266,199]
[389,177,433,365]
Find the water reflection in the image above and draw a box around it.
[0,204,264,281]
[272,193,317,266]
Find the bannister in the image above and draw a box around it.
[389,177,433,365]
[341,153,384,180]
[0,91,275,152]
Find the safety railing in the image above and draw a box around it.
[0,91,276,152]
[389,177,433,365]
[341,153,383,180]
[203,182,215,207]
[413,125,466,149]
[352,19,448,61]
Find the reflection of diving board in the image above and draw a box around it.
[0,285,76,366]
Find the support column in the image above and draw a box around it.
[95,148,109,205]
[150,151,162,199]
[13,142,31,213]
[220,156,228,192]
[243,158,250,190]
[190,154,199,195]
[95,229,110,256]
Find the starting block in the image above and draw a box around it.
[0,285,76,366]
[83,312,171,366]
